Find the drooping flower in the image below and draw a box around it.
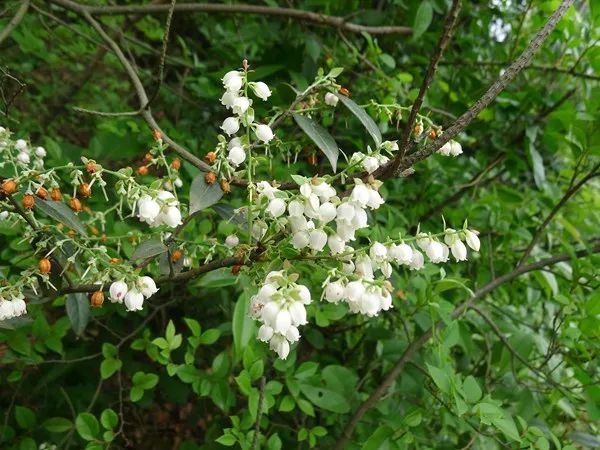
[255,124,274,143]
[251,82,272,101]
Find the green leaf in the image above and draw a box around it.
[279,395,295,412]
[199,328,221,345]
[35,199,87,236]
[129,386,144,402]
[215,433,237,446]
[100,409,118,430]
[335,94,382,147]
[43,417,72,433]
[189,174,224,214]
[293,113,339,172]
[198,268,238,287]
[15,406,36,429]
[299,384,350,413]
[232,290,256,357]
[132,372,159,390]
[463,376,482,403]
[65,293,89,336]
[426,364,451,394]
[100,358,122,379]
[130,239,167,261]
[75,413,99,441]
[413,1,433,39]
[363,425,393,450]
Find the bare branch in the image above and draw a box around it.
[333,239,600,449]
[393,0,461,165]
[375,0,575,179]
[0,0,30,46]
[74,2,412,35]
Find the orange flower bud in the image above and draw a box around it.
[205,172,217,185]
[57,223,64,231]
[110,257,120,264]
[396,289,407,301]
[83,206,92,214]
[36,187,49,199]
[339,87,350,97]
[1,179,17,195]
[137,165,149,176]
[68,229,76,238]
[171,249,183,263]
[171,158,181,171]
[204,152,217,163]
[152,129,162,141]
[90,226,99,235]
[428,129,437,139]
[220,179,231,193]
[90,291,104,308]
[231,265,242,275]
[69,197,82,212]
[22,194,35,209]
[51,187,62,201]
[144,152,153,163]
[79,183,92,198]
[307,154,318,166]
[39,258,52,274]
[101,234,107,242]
[86,161,98,174]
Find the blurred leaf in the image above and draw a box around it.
[35,199,87,235]
[189,174,223,214]
[130,239,167,261]
[335,93,382,146]
[293,113,339,172]
[65,293,89,336]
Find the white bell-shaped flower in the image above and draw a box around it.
[267,198,286,218]
[325,281,345,303]
[255,124,274,143]
[324,92,339,106]
[223,70,243,92]
[308,228,327,251]
[451,239,468,261]
[225,235,239,248]
[139,276,159,298]
[252,82,272,100]
[232,96,250,115]
[109,280,128,303]
[124,289,144,311]
[465,229,480,251]
[221,117,240,136]
[227,145,246,167]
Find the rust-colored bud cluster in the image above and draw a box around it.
[171,158,181,170]
[137,165,149,176]
[220,180,230,193]
[51,187,62,201]
[1,179,17,195]
[39,258,52,274]
[69,197,83,213]
[90,291,104,308]
[22,194,35,209]
[36,187,49,199]
[204,152,217,164]
[78,183,92,198]
[171,249,183,263]
[205,172,217,185]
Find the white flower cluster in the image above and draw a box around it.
[0,127,47,169]
[324,277,393,317]
[136,190,182,228]
[349,140,400,174]
[220,69,274,169]
[437,140,463,157]
[109,276,159,311]
[250,271,311,360]
[0,293,27,321]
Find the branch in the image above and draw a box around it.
[518,162,600,266]
[74,2,412,35]
[375,0,575,179]
[0,0,30,46]
[394,0,461,164]
[48,0,211,173]
[333,240,600,449]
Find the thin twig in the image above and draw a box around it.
[71,2,412,35]
[250,377,266,450]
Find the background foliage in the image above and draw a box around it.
[1,0,599,449]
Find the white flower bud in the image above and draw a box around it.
[286,326,300,343]
[137,195,161,224]
[296,285,311,304]
[275,309,292,334]
[287,200,304,217]
[270,335,290,360]
[0,299,14,320]
[252,81,272,100]
[351,184,370,207]
[345,281,366,303]
[17,152,30,164]
[426,241,446,263]
[225,234,239,248]
[288,301,307,326]
[109,280,128,303]
[451,240,468,261]
[12,296,27,316]
[220,91,238,109]
[308,228,327,251]
[258,324,274,342]
[255,124,274,143]
[35,146,47,158]
[318,202,337,223]
[162,206,182,228]
[409,248,425,270]
[325,281,345,303]
[450,141,463,156]
[465,229,480,251]
[232,96,250,115]
[223,70,243,92]
[15,139,27,151]
[221,117,240,136]
[367,189,384,209]
[261,301,280,325]
[0,211,9,220]
[124,289,144,311]
[292,231,309,250]
[363,156,379,174]
[267,198,286,218]
[227,145,246,167]
[370,242,388,263]
[138,276,159,298]
[328,234,346,254]
[324,92,339,107]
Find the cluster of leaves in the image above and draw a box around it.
[1,1,599,449]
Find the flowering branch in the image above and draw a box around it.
[333,240,600,450]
